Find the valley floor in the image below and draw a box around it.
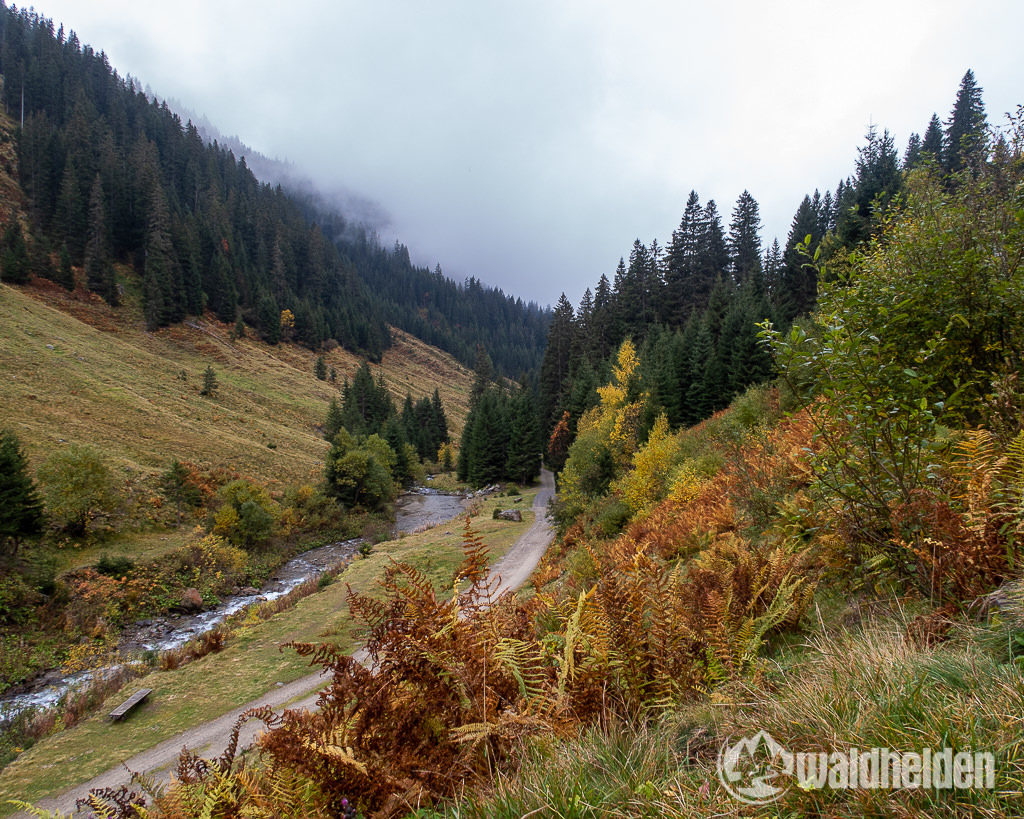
[1,474,554,818]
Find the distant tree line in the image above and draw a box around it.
[0,4,550,376]
[538,70,991,453]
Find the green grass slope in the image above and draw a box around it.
[0,280,472,488]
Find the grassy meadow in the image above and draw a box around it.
[0,279,472,489]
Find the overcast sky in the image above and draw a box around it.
[33,1,1024,307]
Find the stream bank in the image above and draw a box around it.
[0,488,470,722]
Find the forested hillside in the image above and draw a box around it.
[537,70,989,445]
[0,3,549,375]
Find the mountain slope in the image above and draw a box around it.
[0,3,549,376]
[0,279,473,487]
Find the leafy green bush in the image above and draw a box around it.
[323,428,398,511]
[36,444,118,537]
[764,158,1024,554]
[212,478,280,548]
[0,573,40,625]
[592,495,631,538]
[96,554,135,578]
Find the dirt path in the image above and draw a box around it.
[25,470,555,817]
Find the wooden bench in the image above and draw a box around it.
[109,688,152,721]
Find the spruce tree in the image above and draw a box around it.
[727,190,763,285]
[0,429,44,557]
[684,320,717,424]
[921,113,944,164]
[0,222,30,284]
[591,273,614,361]
[698,200,729,292]
[944,69,987,174]
[200,365,218,397]
[836,126,900,246]
[84,174,116,304]
[430,389,449,448]
[57,243,74,290]
[159,459,201,526]
[324,397,344,442]
[762,239,783,302]
[469,345,496,406]
[143,185,182,330]
[505,388,541,485]
[538,294,575,431]
[664,190,703,325]
[903,132,922,169]
[777,196,823,324]
[382,416,413,486]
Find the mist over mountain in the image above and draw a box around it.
[165,100,392,238]
[0,3,550,377]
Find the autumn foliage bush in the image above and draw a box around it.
[888,429,1024,604]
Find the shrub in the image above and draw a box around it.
[277,484,342,539]
[0,572,40,625]
[764,158,1024,554]
[96,554,135,578]
[212,479,279,548]
[324,429,398,511]
[159,459,204,525]
[36,444,118,536]
[163,534,247,594]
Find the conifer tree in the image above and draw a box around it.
[698,200,729,288]
[576,287,595,360]
[0,429,44,557]
[564,359,600,434]
[921,113,944,163]
[538,294,575,431]
[727,190,763,285]
[469,345,496,407]
[143,185,182,330]
[684,320,717,423]
[903,132,922,169]
[430,389,449,449]
[0,222,30,284]
[200,365,218,397]
[944,69,987,174]
[664,190,703,325]
[56,243,74,290]
[324,397,344,442]
[256,291,281,343]
[159,459,201,526]
[54,160,86,261]
[458,388,510,486]
[591,274,614,362]
[505,387,541,485]
[776,196,824,324]
[836,126,901,247]
[341,362,394,436]
[382,416,413,486]
[83,175,116,302]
